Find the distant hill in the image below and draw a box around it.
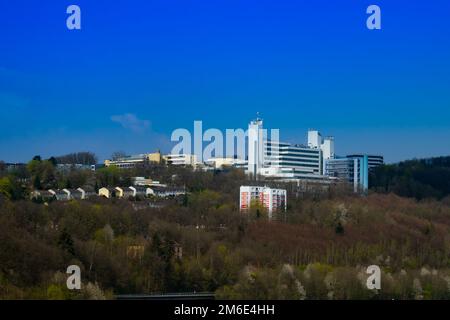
[370,156,450,200]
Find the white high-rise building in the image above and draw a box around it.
[247,117,264,177]
[320,136,335,174]
[307,129,335,174]
[308,130,322,149]
[321,137,335,160]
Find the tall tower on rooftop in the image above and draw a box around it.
[248,114,264,178]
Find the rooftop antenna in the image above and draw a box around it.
[256,111,261,121]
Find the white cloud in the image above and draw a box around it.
[110,113,150,133]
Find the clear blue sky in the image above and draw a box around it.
[1,0,449,163]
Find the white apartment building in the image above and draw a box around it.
[240,186,287,219]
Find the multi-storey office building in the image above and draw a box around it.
[325,155,369,193]
[262,140,322,179]
[346,154,384,170]
[239,186,287,219]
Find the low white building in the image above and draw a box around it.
[205,157,247,170]
[132,177,153,186]
[239,186,287,219]
[104,151,162,169]
[204,157,236,169]
[151,186,186,198]
[163,154,198,167]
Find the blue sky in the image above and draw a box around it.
[0,0,449,163]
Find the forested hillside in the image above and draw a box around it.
[1,156,450,299]
[2,192,450,299]
[370,156,450,200]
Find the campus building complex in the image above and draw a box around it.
[243,117,383,193]
[101,117,383,194]
[246,118,333,182]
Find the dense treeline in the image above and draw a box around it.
[55,152,98,165]
[370,156,450,200]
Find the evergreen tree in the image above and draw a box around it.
[58,228,75,256]
[335,222,344,235]
[48,157,58,167]
[33,175,42,189]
